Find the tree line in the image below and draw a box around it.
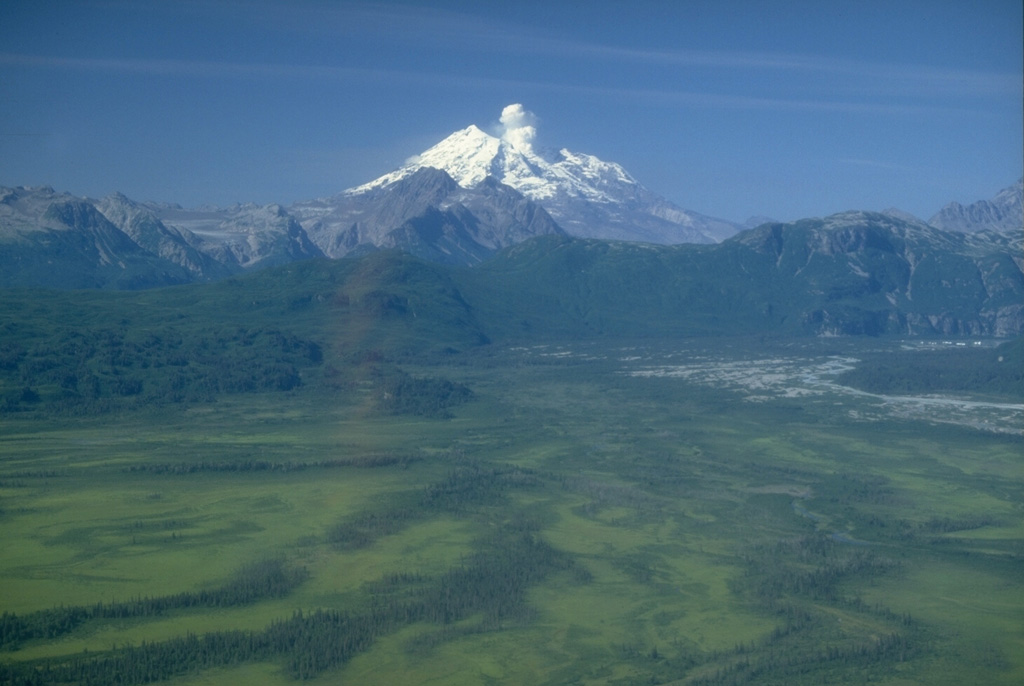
[0,529,571,685]
[122,453,420,475]
[0,325,323,415]
[837,337,1023,399]
[327,462,539,550]
[0,559,306,650]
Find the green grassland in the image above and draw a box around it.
[0,255,1021,684]
[1,336,1021,685]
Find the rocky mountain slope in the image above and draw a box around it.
[929,178,1023,233]
[0,186,194,289]
[291,166,564,264]
[728,211,1023,336]
[0,186,327,289]
[143,200,325,271]
[96,193,234,281]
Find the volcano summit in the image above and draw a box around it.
[293,105,739,257]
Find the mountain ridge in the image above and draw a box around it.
[929,178,1023,234]
[469,211,1022,338]
[1,181,1020,337]
[0,186,195,289]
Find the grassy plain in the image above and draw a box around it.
[1,339,1021,685]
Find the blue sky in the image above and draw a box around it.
[1,0,1021,223]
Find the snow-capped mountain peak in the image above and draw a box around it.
[350,125,501,193]
[344,105,739,244]
[349,120,638,206]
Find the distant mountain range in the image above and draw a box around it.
[3,175,1017,287]
[0,104,753,283]
[0,186,325,288]
[0,106,1021,338]
[1,193,1020,338]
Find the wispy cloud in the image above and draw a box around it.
[2,0,1016,116]
[838,158,916,172]
[546,44,1021,98]
[0,52,375,80]
[19,1,1013,102]
[258,2,1021,99]
[0,52,985,118]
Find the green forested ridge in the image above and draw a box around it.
[3,232,1018,417]
[0,238,1018,423]
[468,221,1022,339]
[0,254,483,416]
[837,337,1024,399]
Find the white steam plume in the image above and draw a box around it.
[499,103,538,153]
